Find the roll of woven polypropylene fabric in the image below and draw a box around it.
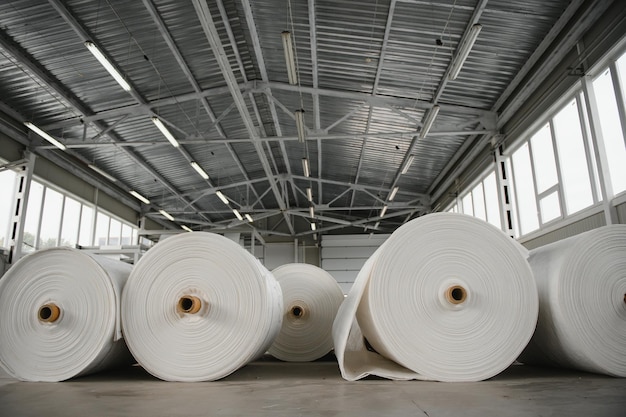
[121,232,283,381]
[519,225,626,377]
[333,212,538,382]
[268,263,344,362]
[0,247,132,382]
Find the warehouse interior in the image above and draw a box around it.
[1,0,625,415]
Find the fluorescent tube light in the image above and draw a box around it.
[215,190,229,205]
[130,190,150,205]
[84,41,131,91]
[24,122,66,150]
[88,164,117,182]
[281,31,297,85]
[181,225,193,232]
[190,161,209,180]
[374,221,380,229]
[151,117,179,148]
[448,24,482,81]
[419,105,440,139]
[379,205,388,218]
[389,186,399,201]
[306,187,313,202]
[159,209,174,221]
[245,213,253,223]
[302,158,310,177]
[309,206,315,218]
[401,154,415,175]
[295,109,306,142]
[233,209,243,221]
[311,222,316,231]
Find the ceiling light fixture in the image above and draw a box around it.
[159,209,174,221]
[151,117,180,148]
[311,222,316,231]
[374,221,380,229]
[309,206,315,218]
[190,161,209,180]
[84,41,131,91]
[232,208,243,221]
[295,109,306,142]
[379,205,388,218]
[281,31,297,85]
[129,190,150,205]
[401,154,415,175]
[245,213,253,222]
[389,186,399,201]
[302,158,310,177]
[419,105,440,139]
[215,190,229,205]
[24,122,66,150]
[181,225,193,232]
[88,164,117,182]
[306,187,313,202]
[448,24,482,81]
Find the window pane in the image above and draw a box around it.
[472,183,486,221]
[23,181,44,253]
[109,218,121,246]
[462,193,474,216]
[0,170,16,247]
[593,68,626,194]
[553,99,594,214]
[579,92,602,201]
[483,171,502,229]
[60,197,81,247]
[530,124,558,194]
[94,212,110,246]
[511,143,539,235]
[78,205,94,246]
[131,228,137,245]
[539,191,561,224]
[39,188,63,249]
[122,224,133,245]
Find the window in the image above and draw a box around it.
[483,171,502,230]
[78,204,94,246]
[510,143,539,235]
[461,193,474,216]
[94,212,110,246]
[471,183,486,221]
[109,218,121,246]
[60,197,81,247]
[0,169,16,247]
[23,181,44,253]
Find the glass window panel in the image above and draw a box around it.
[121,224,133,245]
[593,68,626,194]
[472,183,486,221]
[530,124,559,194]
[60,197,81,247]
[94,212,110,246]
[539,191,561,224]
[483,171,502,230]
[511,143,539,235]
[0,170,16,247]
[579,92,602,202]
[108,218,121,246]
[39,188,64,249]
[78,205,94,246]
[553,99,594,214]
[131,228,137,245]
[23,181,44,253]
[462,193,474,216]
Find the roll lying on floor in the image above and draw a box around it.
[333,213,539,382]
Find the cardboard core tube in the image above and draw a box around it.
[38,303,61,322]
[623,293,626,304]
[445,285,467,305]
[178,296,202,314]
[290,306,304,318]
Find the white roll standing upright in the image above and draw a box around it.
[121,232,283,381]
[519,225,626,377]
[333,213,539,382]
[268,263,345,362]
[0,247,132,382]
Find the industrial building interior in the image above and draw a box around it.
[0,0,625,415]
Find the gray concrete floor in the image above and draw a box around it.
[0,357,624,417]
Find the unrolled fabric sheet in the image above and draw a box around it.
[519,225,626,377]
[333,212,539,382]
[0,247,132,381]
[268,263,345,362]
[121,232,283,381]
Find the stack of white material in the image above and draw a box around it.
[0,247,132,381]
[121,232,283,381]
[333,213,539,382]
[519,225,626,377]
[268,263,345,362]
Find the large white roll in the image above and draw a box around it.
[333,212,538,382]
[121,232,283,381]
[0,247,132,381]
[519,225,626,377]
[268,263,344,362]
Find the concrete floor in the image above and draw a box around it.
[0,357,624,417]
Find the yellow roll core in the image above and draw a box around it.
[38,303,61,323]
[177,295,202,314]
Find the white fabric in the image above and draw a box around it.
[519,225,626,377]
[121,232,283,381]
[0,247,132,381]
[268,263,345,362]
[333,213,538,382]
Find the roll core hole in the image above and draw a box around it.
[445,285,467,305]
[291,306,303,318]
[177,296,201,314]
[38,304,60,322]
[623,293,625,304]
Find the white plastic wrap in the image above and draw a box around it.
[333,213,538,382]
[519,225,626,377]
[0,247,133,381]
[121,232,283,381]
[268,263,345,362]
